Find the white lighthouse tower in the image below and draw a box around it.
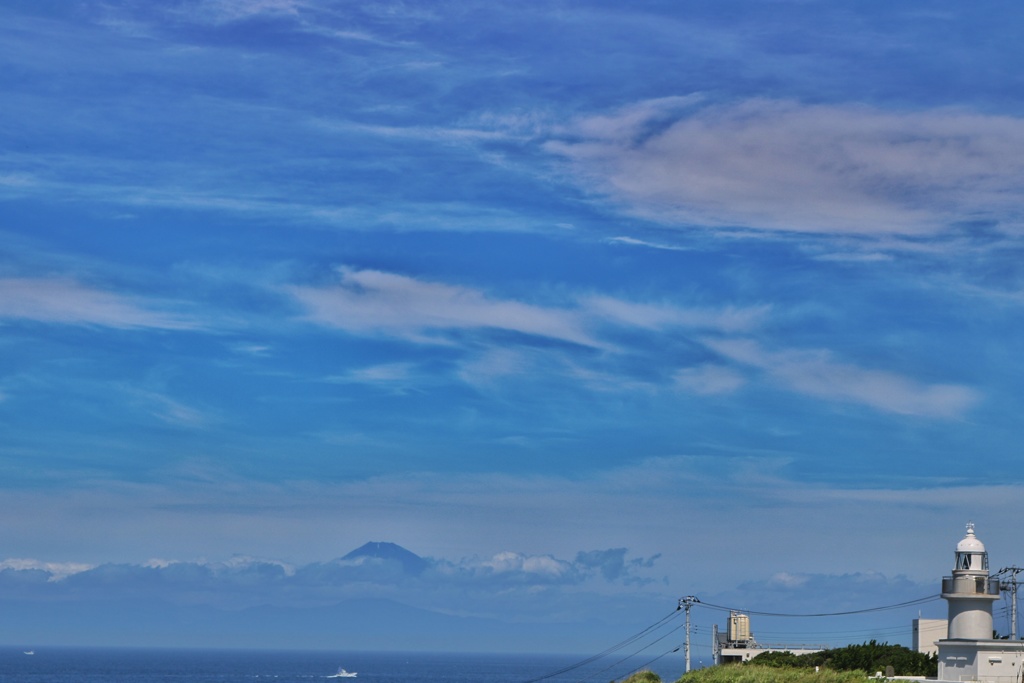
[935,523,1024,683]
[944,522,999,640]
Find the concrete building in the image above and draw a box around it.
[935,523,1024,683]
[914,618,948,657]
[714,611,824,664]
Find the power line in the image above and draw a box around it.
[996,566,1024,639]
[575,622,686,683]
[620,645,684,682]
[524,593,942,683]
[521,608,682,683]
[753,624,913,637]
[696,593,942,622]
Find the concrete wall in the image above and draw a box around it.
[937,640,1024,683]
[914,618,948,657]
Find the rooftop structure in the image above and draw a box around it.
[713,611,824,664]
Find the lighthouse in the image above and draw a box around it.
[935,523,1024,683]
[943,522,999,640]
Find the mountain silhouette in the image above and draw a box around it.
[341,541,428,575]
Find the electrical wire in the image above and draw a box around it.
[620,645,684,682]
[525,593,943,683]
[696,594,941,618]
[575,622,686,683]
[753,624,922,636]
[521,608,682,683]
[751,626,912,641]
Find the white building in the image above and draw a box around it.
[935,523,1024,683]
[914,618,948,657]
[714,611,824,664]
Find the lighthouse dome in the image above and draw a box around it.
[956,523,986,553]
[953,522,989,572]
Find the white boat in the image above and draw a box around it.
[327,667,357,678]
[23,651,34,656]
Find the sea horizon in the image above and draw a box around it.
[0,645,690,683]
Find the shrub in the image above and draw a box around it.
[756,640,937,676]
[621,671,662,683]
[675,664,866,683]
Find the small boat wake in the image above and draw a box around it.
[326,667,357,678]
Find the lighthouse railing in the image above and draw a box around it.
[942,575,1001,596]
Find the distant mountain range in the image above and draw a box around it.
[0,541,667,653]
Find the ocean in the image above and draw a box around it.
[0,648,689,683]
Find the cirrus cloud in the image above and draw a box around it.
[704,337,979,418]
[286,267,769,350]
[0,277,197,330]
[548,99,1024,237]
[287,267,600,348]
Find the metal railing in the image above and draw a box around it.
[942,575,1000,596]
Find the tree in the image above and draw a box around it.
[748,641,937,677]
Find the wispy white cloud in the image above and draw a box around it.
[673,363,745,395]
[311,118,514,145]
[0,277,197,330]
[117,0,419,49]
[287,267,769,351]
[121,387,209,428]
[705,338,979,418]
[333,362,418,385]
[0,173,36,188]
[285,268,976,417]
[607,236,692,252]
[229,342,272,357]
[323,362,430,395]
[548,98,1024,237]
[287,267,599,348]
[455,346,656,395]
[163,0,310,25]
[456,348,535,387]
[585,295,767,334]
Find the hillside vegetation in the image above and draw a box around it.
[618,665,866,683]
[748,640,937,677]
[616,641,937,683]
[674,664,868,683]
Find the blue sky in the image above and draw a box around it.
[2,0,1024,653]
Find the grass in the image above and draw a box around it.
[618,664,876,683]
[675,665,872,683]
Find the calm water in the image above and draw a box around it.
[0,648,687,683]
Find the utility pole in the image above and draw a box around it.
[997,567,1024,639]
[679,596,700,673]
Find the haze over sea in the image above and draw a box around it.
[0,648,687,683]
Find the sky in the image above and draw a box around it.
[2,0,1024,655]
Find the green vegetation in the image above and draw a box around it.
[620,671,662,683]
[749,640,937,677]
[613,640,938,683]
[674,664,869,683]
